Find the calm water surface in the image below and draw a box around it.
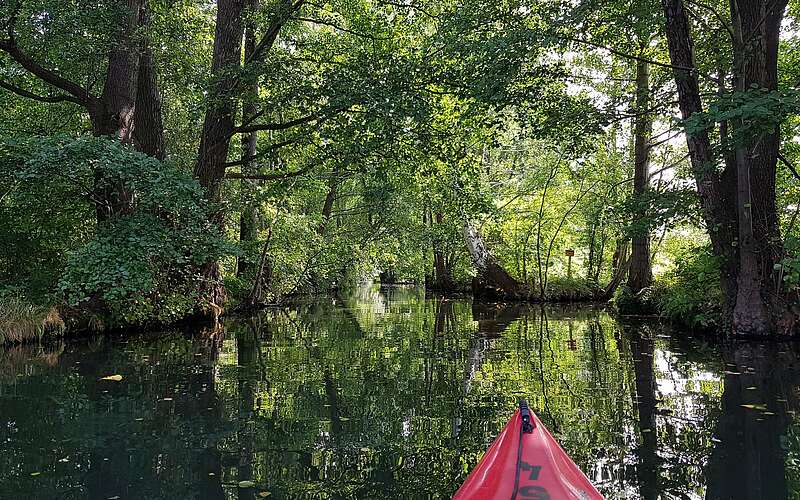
[2,286,800,499]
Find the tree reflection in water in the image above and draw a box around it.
[1,286,799,499]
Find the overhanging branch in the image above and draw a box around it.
[0,40,93,105]
[0,78,82,104]
[560,35,719,84]
[234,112,320,134]
[225,161,320,181]
[778,151,800,181]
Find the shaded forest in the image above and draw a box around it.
[1,0,799,338]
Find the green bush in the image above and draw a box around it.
[0,138,93,300]
[545,275,595,301]
[657,244,724,329]
[3,136,231,327]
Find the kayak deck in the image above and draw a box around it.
[454,403,603,499]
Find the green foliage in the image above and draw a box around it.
[0,138,93,299]
[3,136,230,326]
[545,275,596,301]
[0,0,796,335]
[684,87,800,152]
[618,187,700,239]
[779,235,800,296]
[657,244,724,329]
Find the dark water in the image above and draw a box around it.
[2,286,800,499]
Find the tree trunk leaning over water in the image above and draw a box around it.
[463,221,523,299]
[600,239,630,300]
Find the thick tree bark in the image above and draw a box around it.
[194,0,301,210]
[729,0,791,334]
[432,212,456,291]
[627,59,653,294]
[132,4,165,161]
[463,221,523,299]
[89,0,147,221]
[661,0,745,331]
[90,0,143,142]
[238,0,260,278]
[194,0,246,211]
[192,0,247,312]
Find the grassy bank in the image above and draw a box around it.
[0,296,65,344]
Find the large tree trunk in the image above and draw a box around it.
[0,0,165,224]
[463,221,523,299]
[237,0,260,278]
[132,3,165,161]
[89,0,146,221]
[729,0,791,335]
[627,59,653,294]
[663,0,794,334]
[90,0,144,142]
[192,0,246,311]
[194,0,246,211]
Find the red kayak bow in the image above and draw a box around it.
[454,402,603,500]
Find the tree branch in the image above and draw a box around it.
[375,0,439,19]
[778,151,800,181]
[233,112,320,133]
[223,138,296,168]
[293,16,388,40]
[560,35,719,84]
[685,0,735,39]
[0,40,92,105]
[225,161,319,181]
[0,78,82,104]
[246,0,306,66]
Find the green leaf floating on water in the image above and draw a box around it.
[239,481,256,488]
[100,375,123,381]
[740,404,767,410]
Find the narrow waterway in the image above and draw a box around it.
[1,286,799,499]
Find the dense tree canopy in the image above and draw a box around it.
[1,0,799,336]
